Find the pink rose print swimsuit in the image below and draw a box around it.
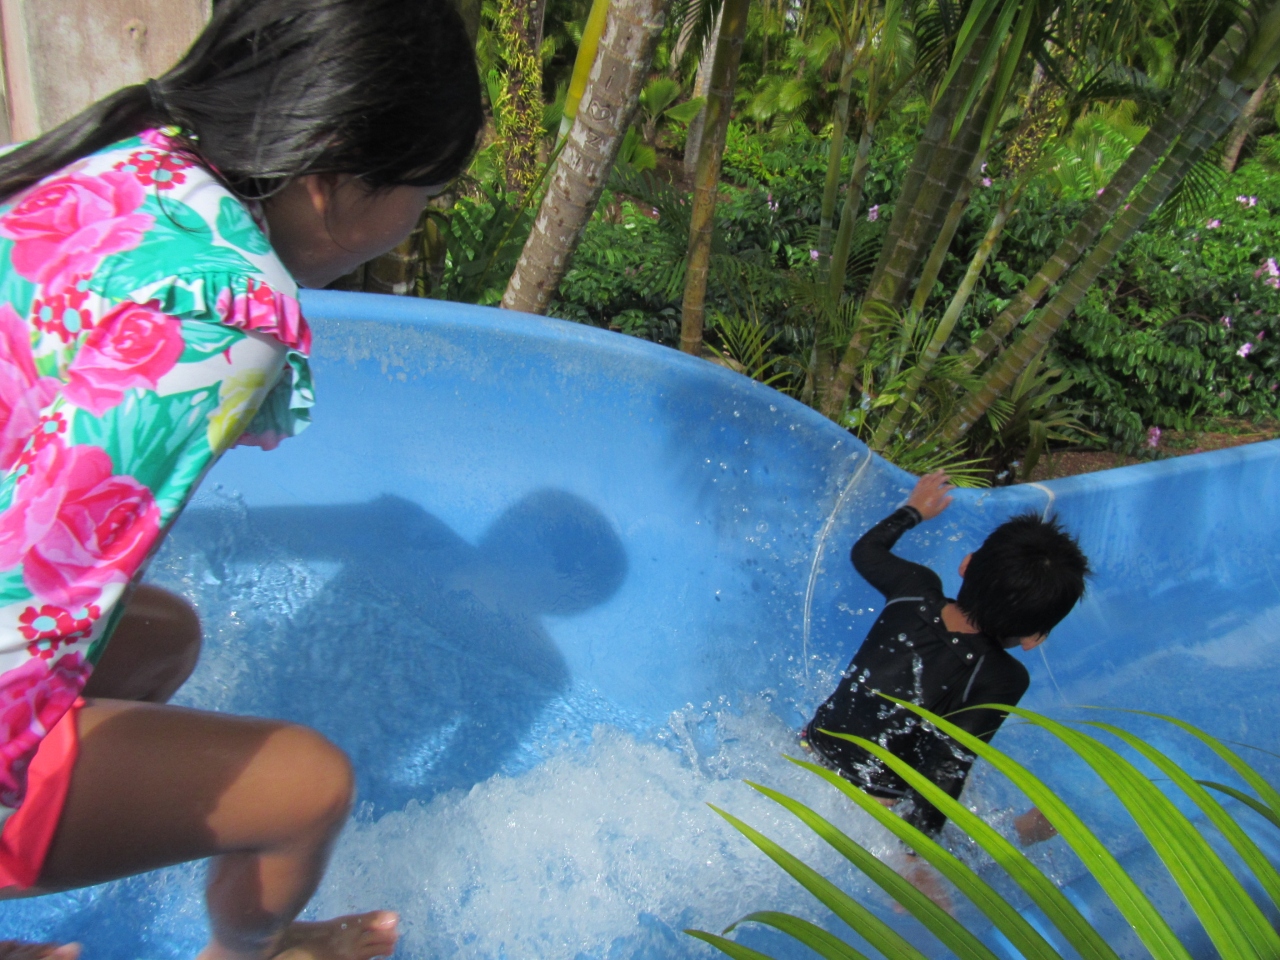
[0,128,314,853]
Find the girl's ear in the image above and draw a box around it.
[300,173,344,219]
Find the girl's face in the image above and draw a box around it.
[263,175,440,288]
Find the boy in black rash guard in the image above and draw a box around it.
[803,470,1089,850]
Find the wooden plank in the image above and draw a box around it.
[0,0,209,142]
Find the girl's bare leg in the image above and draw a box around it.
[38,700,396,960]
[82,584,202,704]
[0,943,80,960]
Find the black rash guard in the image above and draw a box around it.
[806,506,1029,836]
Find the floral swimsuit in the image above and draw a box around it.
[0,128,312,837]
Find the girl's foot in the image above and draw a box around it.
[0,943,81,960]
[272,912,399,960]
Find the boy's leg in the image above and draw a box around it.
[82,585,202,704]
[37,700,397,960]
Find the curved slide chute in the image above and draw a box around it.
[4,292,1278,958]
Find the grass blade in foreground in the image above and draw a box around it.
[882,696,1192,960]
[788,758,1066,960]
[745,781,1001,960]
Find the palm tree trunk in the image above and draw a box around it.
[871,188,1019,449]
[817,49,858,266]
[906,162,978,319]
[678,0,751,355]
[684,8,724,180]
[1222,77,1268,171]
[960,19,1253,370]
[819,81,986,417]
[940,49,1274,442]
[500,0,666,314]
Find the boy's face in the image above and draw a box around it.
[958,553,1048,651]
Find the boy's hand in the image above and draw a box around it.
[905,471,954,521]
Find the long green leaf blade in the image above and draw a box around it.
[880,696,1192,960]
[1198,781,1280,831]
[1090,722,1280,912]
[729,911,872,960]
[1007,709,1280,959]
[1115,710,1280,820]
[810,738,1119,960]
[744,781,1001,960]
[786,758,1065,960]
[708,804,930,960]
[686,929,777,960]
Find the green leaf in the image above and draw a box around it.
[790,757,1066,960]
[745,781,1001,960]
[685,929,777,960]
[216,197,273,254]
[665,97,707,125]
[803,728,1117,960]
[179,318,244,363]
[91,196,255,309]
[708,804,929,960]
[1117,710,1280,823]
[69,386,220,515]
[1197,781,1280,831]
[1088,722,1280,912]
[729,911,870,960]
[0,566,30,607]
[1005,710,1280,960]
[879,697,1194,960]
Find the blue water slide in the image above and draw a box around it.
[4,291,1278,959]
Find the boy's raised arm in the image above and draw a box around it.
[851,472,953,600]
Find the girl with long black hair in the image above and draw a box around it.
[0,1,482,957]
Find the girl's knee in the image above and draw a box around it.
[269,725,355,829]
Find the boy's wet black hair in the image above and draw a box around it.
[0,0,483,202]
[956,512,1089,641]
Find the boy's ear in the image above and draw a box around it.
[1019,633,1047,651]
[957,553,972,578]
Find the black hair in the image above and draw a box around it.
[956,512,1089,641]
[0,0,483,203]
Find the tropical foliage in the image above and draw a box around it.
[361,0,1280,482]
[687,703,1280,960]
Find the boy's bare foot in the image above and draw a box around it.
[272,912,399,960]
[0,943,81,960]
[1014,807,1058,846]
[891,854,954,915]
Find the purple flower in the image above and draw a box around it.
[1237,195,1258,207]
[1221,315,1233,328]
[1238,342,1254,358]
[1146,426,1161,449]
[1096,188,1105,196]
[981,177,992,188]
[1206,219,1221,229]
[809,249,820,261]
[1258,330,1266,341]
[866,205,879,222]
